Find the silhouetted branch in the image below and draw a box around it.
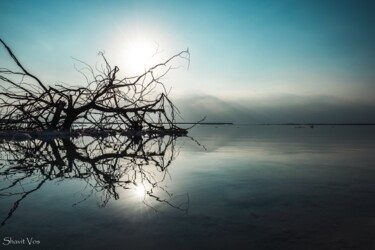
[0,38,190,134]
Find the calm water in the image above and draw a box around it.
[1,125,375,250]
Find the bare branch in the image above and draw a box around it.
[0,39,191,134]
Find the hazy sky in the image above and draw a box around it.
[1,0,374,123]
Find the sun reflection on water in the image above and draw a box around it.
[134,185,146,198]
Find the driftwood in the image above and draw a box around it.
[0,38,190,134]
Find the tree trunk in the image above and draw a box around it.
[49,101,66,129]
[61,110,77,131]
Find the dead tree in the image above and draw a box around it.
[0,38,189,133]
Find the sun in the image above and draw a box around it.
[123,40,157,73]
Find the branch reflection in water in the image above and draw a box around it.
[0,133,191,226]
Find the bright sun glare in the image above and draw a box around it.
[124,40,157,73]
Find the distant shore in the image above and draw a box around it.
[260,123,375,126]
[180,122,375,126]
[191,122,375,126]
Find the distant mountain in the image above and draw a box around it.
[174,94,375,124]
[174,95,267,124]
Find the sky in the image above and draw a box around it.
[1,0,375,123]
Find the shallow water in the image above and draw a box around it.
[1,125,375,250]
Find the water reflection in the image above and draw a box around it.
[2,126,375,249]
[0,134,188,226]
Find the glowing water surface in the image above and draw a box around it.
[1,125,375,250]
